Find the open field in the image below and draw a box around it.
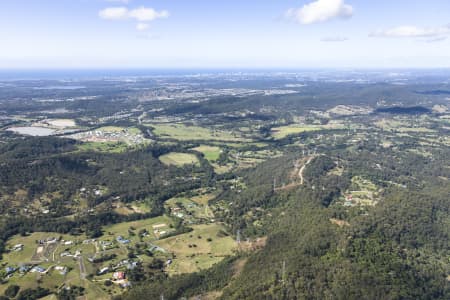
[45,119,76,128]
[103,216,173,242]
[192,145,221,161]
[159,152,200,167]
[150,123,245,142]
[375,119,436,133]
[271,122,345,139]
[154,224,236,275]
[77,141,130,153]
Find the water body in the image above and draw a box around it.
[7,126,56,136]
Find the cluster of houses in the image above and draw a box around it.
[71,128,146,145]
[4,265,68,278]
[37,237,58,245]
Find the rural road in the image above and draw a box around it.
[299,157,314,185]
[78,256,87,280]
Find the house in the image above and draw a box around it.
[64,241,74,245]
[113,271,126,280]
[31,266,46,273]
[19,265,31,273]
[98,267,109,275]
[12,244,24,251]
[46,237,58,244]
[116,236,130,244]
[55,266,68,275]
[148,245,166,253]
[126,262,138,270]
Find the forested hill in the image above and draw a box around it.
[122,146,450,300]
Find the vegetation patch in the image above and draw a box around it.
[150,123,245,142]
[159,152,200,167]
[154,224,236,275]
[192,145,221,161]
[271,122,344,139]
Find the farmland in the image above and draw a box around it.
[150,123,245,142]
[192,145,221,161]
[154,224,236,275]
[159,152,200,167]
[271,122,345,139]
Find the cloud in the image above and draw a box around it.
[128,7,169,22]
[99,6,169,22]
[321,36,348,42]
[136,23,150,31]
[99,7,128,20]
[370,25,450,38]
[286,0,353,25]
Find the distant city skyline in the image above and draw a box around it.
[1,0,450,69]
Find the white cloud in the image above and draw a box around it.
[286,0,353,25]
[99,6,169,22]
[128,7,169,22]
[99,7,129,20]
[136,23,150,31]
[321,36,348,42]
[370,25,450,38]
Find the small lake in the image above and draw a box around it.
[7,126,56,136]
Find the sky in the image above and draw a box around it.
[0,0,450,69]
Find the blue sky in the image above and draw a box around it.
[1,0,450,69]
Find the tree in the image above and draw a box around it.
[4,285,20,298]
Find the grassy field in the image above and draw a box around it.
[159,152,200,167]
[77,141,130,153]
[271,123,345,139]
[211,163,234,174]
[192,145,221,161]
[150,123,245,142]
[154,224,236,275]
[45,119,77,128]
[103,215,173,242]
[375,119,435,133]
